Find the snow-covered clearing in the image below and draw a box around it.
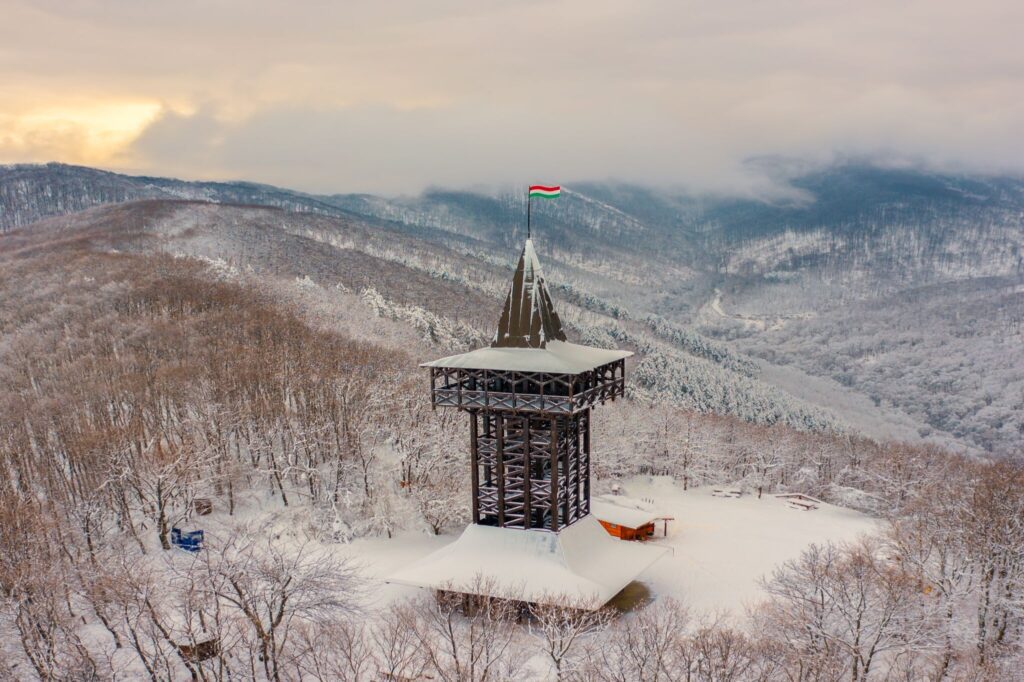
[618,478,879,618]
[335,477,879,619]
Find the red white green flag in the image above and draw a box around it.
[529,185,560,199]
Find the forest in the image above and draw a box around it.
[1,223,1021,679]
[4,163,1022,455]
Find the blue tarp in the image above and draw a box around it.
[171,527,204,553]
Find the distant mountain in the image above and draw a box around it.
[6,163,1022,287]
[2,162,1022,455]
[4,198,844,434]
[0,162,357,231]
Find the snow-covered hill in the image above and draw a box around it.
[3,162,1021,453]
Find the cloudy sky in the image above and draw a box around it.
[1,0,1021,195]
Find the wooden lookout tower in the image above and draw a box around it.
[424,238,628,531]
[389,238,666,607]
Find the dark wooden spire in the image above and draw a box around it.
[492,239,567,348]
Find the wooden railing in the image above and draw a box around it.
[431,371,625,414]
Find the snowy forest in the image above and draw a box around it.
[0,163,1022,679]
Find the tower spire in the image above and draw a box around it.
[492,239,567,348]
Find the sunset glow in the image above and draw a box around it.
[0,99,163,165]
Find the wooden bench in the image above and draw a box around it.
[712,488,743,498]
[787,499,818,511]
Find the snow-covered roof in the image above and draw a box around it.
[592,498,659,529]
[386,515,668,608]
[423,239,632,374]
[492,238,566,349]
[421,339,632,374]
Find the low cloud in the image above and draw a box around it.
[3,0,1023,195]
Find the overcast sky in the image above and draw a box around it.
[1,0,1022,195]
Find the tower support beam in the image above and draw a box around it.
[469,409,589,532]
[469,411,480,524]
[496,413,505,527]
[550,417,559,530]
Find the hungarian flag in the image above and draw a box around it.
[529,185,560,199]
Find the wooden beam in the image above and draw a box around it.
[550,416,559,531]
[578,413,585,520]
[523,416,532,529]
[496,413,505,527]
[483,414,492,487]
[564,414,573,524]
[583,410,591,514]
[469,411,480,524]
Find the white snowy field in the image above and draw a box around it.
[335,477,880,618]
[618,477,880,618]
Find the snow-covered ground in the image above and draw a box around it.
[332,531,452,608]
[337,477,879,618]
[618,477,879,618]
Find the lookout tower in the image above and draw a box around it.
[424,239,628,531]
[389,238,666,607]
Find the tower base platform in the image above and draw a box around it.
[386,515,668,608]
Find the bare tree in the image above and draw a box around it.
[115,441,208,551]
[290,619,374,681]
[206,524,364,681]
[528,595,614,680]
[583,597,690,682]
[757,538,940,682]
[370,603,430,682]
[410,578,526,682]
[887,471,976,679]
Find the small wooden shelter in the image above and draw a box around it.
[592,497,658,541]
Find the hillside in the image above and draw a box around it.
[3,162,1022,453]
[4,198,845,433]
[0,162,372,231]
[1,169,1022,680]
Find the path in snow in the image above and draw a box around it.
[701,289,815,332]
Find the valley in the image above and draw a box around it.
[4,162,1020,455]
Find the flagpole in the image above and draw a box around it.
[527,186,532,240]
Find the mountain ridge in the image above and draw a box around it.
[2,162,1021,455]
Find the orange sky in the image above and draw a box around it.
[2,0,1022,194]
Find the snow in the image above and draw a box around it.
[338,477,878,618]
[619,477,880,618]
[385,516,668,608]
[333,531,453,607]
[422,339,632,374]
[522,237,543,280]
[591,495,659,528]
[757,358,965,449]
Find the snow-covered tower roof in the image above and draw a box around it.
[423,239,631,374]
[492,238,567,348]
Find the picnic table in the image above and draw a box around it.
[775,493,822,511]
